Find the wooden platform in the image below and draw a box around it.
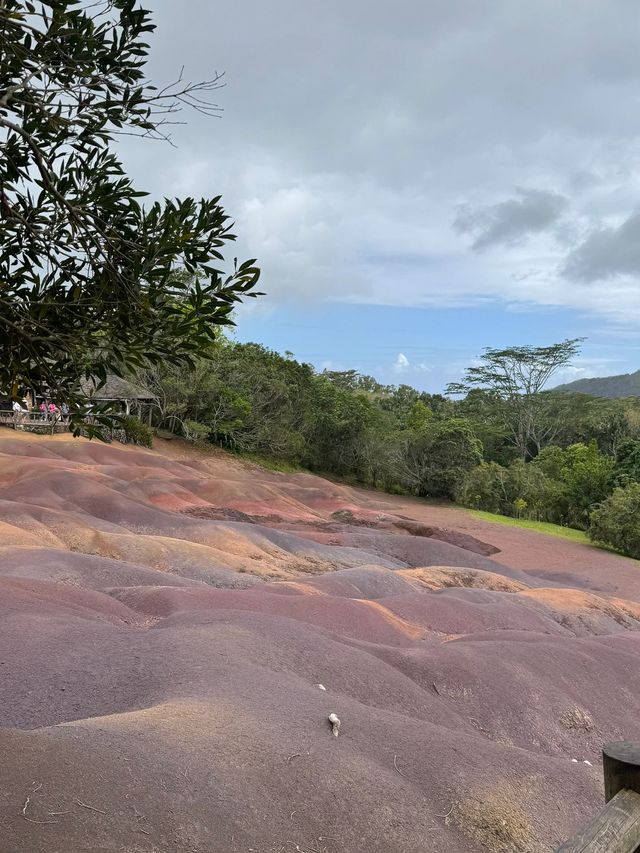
[0,412,70,434]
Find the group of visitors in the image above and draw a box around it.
[11,399,70,422]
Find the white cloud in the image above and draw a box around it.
[393,353,410,373]
[116,0,640,329]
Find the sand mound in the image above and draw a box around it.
[399,565,530,593]
[0,433,638,852]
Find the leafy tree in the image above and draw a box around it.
[376,384,453,422]
[615,438,640,484]
[558,442,615,529]
[304,377,381,477]
[138,345,253,443]
[120,415,153,448]
[458,458,562,521]
[321,370,363,392]
[447,339,584,459]
[528,442,613,527]
[531,444,566,480]
[457,461,512,514]
[0,0,260,425]
[513,497,527,518]
[589,482,640,559]
[422,393,454,417]
[583,407,630,456]
[219,344,315,459]
[377,383,421,420]
[397,418,482,498]
[457,388,518,466]
[505,458,559,520]
[406,400,433,432]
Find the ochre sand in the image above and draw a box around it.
[1,432,639,852]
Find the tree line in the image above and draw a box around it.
[134,337,640,560]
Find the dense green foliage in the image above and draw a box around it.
[135,339,478,497]
[447,339,583,459]
[589,483,640,559]
[120,415,154,448]
[0,1,260,428]
[133,337,640,558]
[396,418,482,498]
[458,443,616,530]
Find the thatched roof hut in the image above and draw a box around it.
[80,376,155,416]
[81,376,155,403]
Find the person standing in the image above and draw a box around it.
[12,400,25,429]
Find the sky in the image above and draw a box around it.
[118,0,640,391]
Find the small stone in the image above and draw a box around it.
[328,712,340,737]
[317,683,326,691]
[583,760,593,766]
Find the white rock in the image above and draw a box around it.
[317,683,326,691]
[571,759,578,763]
[583,760,593,766]
[328,712,340,737]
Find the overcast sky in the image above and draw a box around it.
[119,0,640,389]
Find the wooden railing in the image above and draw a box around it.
[0,411,69,433]
[556,743,640,852]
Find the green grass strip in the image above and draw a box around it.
[465,509,590,543]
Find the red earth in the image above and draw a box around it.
[1,432,639,852]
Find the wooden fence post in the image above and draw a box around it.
[604,743,640,803]
[555,742,640,852]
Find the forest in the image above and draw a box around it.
[131,336,640,561]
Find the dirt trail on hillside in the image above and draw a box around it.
[1,433,639,853]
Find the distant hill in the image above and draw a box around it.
[554,369,640,398]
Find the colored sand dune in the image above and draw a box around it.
[1,433,639,852]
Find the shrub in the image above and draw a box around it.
[184,420,211,441]
[615,438,640,484]
[386,483,406,496]
[513,497,527,517]
[589,482,640,559]
[505,459,554,521]
[560,442,615,529]
[457,462,509,514]
[121,415,153,448]
[458,459,559,522]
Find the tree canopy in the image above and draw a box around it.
[447,339,584,459]
[128,338,640,558]
[0,0,260,422]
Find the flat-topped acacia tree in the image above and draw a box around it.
[0,0,260,430]
[447,339,584,460]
